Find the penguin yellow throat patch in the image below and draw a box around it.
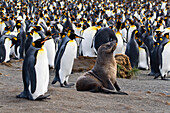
[91,26,98,30]
[69,40,74,42]
[131,25,136,28]
[116,31,121,35]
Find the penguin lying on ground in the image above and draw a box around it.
[16,38,50,100]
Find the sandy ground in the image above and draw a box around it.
[0,59,170,113]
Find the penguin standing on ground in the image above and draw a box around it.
[155,32,169,80]
[125,30,139,68]
[16,38,50,100]
[137,39,150,70]
[159,34,170,80]
[52,31,83,87]
[0,35,15,63]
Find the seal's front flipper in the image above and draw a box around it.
[117,91,128,95]
[101,87,128,95]
[114,81,120,91]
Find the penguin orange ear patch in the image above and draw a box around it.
[32,42,35,47]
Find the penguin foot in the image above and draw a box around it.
[64,83,75,88]
[154,73,161,79]
[6,60,10,63]
[148,72,155,76]
[60,82,75,88]
[49,65,54,70]
[161,77,170,81]
[16,91,33,100]
[154,75,160,79]
[52,77,57,84]
[35,94,50,100]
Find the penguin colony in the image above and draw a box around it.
[0,0,169,100]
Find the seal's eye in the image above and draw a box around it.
[106,43,112,48]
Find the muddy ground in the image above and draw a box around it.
[0,59,170,113]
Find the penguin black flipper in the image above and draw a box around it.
[17,46,38,100]
[0,39,6,63]
[40,22,47,34]
[29,50,38,93]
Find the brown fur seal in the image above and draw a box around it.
[76,41,128,95]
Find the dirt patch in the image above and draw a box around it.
[0,59,170,113]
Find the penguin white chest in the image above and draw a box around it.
[44,39,56,68]
[138,47,148,70]
[33,32,41,42]
[31,47,49,99]
[160,43,170,77]
[4,38,12,62]
[114,33,124,55]
[82,27,97,57]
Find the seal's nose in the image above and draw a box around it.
[110,40,117,46]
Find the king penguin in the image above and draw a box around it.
[125,30,139,68]
[16,38,50,100]
[52,30,83,87]
[0,35,15,63]
[157,32,170,80]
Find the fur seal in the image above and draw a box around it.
[76,41,128,95]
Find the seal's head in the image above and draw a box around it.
[97,40,117,55]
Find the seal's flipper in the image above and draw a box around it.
[101,87,128,95]
[114,81,120,91]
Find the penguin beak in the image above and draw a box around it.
[10,44,13,48]
[75,35,84,39]
[41,37,50,44]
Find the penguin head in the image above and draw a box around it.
[10,37,18,48]
[46,30,52,37]
[116,19,122,31]
[67,30,84,40]
[46,21,50,26]
[33,26,42,32]
[164,33,169,39]
[155,28,163,36]
[32,38,49,48]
